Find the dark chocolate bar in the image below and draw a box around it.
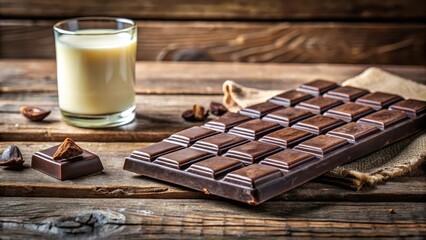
[32,145,103,181]
[124,79,426,205]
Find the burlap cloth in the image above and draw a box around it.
[223,67,426,190]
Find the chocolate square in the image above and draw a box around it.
[228,119,282,140]
[223,164,283,188]
[32,145,104,181]
[293,135,348,157]
[262,107,313,127]
[203,112,251,132]
[239,102,283,118]
[130,142,184,162]
[326,122,379,143]
[389,99,426,118]
[357,110,407,130]
[355,92,403,110]
[296,79,338,96]
[164,126,219,147]
[260,149,316,170]
[323,86,369,102]
[224,141,282,164]
[190,133,250,155]
[259,128,314,148]
[268,90,313,107]
[154,148,214,170]
[295,96,343,114]
[187,156,244,179]
[324,102,374,122]
[292,115,345,135]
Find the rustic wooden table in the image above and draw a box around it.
[1,60,425,239]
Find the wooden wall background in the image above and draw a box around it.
[0,0,425,65]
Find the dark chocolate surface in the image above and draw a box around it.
[187,156,244,179]
[262,107,313,127]
[228,119,282,140]
[203,112,251,132]
[357,109,407,130]
[164,126,218,147]
[355,92,403,110]
[223,141,281,164]
[154,148,213,170]
[32,145,104,181]
[260,149,316,170]
[259,127,313,148]
[292,115,345,135]
[132,142,184,162]
[190,133,249,155]
[324,102,374,122]
[296,79,338,96]
[295,96,343,114]
[223,164,283,188]
[293,135,348,157]
[239,102,282,118]
[327,122,379,143]
[323,86,369,102]
[389,99,426,118]
[268,90,313,107]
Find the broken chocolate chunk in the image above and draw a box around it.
[53,138,84,160]
[0,145,24,169]
[181,104,209,122]
[20,106,51,121]
[210,102,228,116]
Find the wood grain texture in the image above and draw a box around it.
[1,141,425,201]
[1,0,425,20]
[1,198,425,239]
[1,60,425,94]
[1,20,425,65]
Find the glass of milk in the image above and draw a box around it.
[53,17,137,128]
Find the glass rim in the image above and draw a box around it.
[53,17,136,35]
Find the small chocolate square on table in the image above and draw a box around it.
[239,102,283,118]
[323,86,369,102]
[292,115,345,135]
[389,99,426,118]
[295,96,343,114]
[164,126,219,147]
[357,109,407,130]
[223,164,283,188]
[268,90,313,107]
[187,156,244,179]
[326,122,379,143]
[228,119,282,140]
[154,148,214,170]
[293,135,349,157]
[128,141,184,162]
[262,107,313,127]
[296,79,338,96]
[203,112,251,132]
[260,149,316,170]
[259,128,314,148]
[191,133,250,155]
[324,102,374,122]
[355,92,403,110]
[32,145,104,181]
[224,141,282,164]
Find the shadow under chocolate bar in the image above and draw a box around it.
[123,79,426,205]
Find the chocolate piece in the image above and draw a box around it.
[259,128,313,148]
[326,122,379,143]
[154,148,213,170]
[389,99,426,118]
[53,138,84,160]
[239,102,282,118]
[130,142,184,162]
[295,96,343,114]
[293,135,348,157]
[296,79,338,96]
[357,109,407,130]
[292,115,345,135]
[223,164,283,188]
[324,102,374,122]
[182,104,209,122]
[224,141,281,164]
[268,90,313,107]
[20,106,51,121]
[228,119,282,140]
[323,86,369,102]
[164,126,218,147]
[260,149,316,170]
[32,145,103,181]
[190,133,249,155]
[355,92,403,110]
[262,107,313,127]
[210,102,228,116]
[0,145,24,169]
[187,156,244,179]
[203,112,251,132]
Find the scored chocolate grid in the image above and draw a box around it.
[124,79,424,204]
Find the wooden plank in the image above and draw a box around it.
[1,60,425,95]
[0,198,425,238]
[1,20,425,65]
[1,0,425,20]
[0,142,425,202]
